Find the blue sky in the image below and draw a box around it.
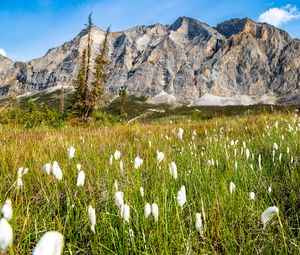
[1,0,300,61]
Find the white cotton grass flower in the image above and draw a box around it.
[169,162,178,180]
[261,206,279,227]
[192,130,196,140]
[17,175,23,187]
[119,160,124,173]
[32,231,64,255]
[195,213,204,237]
[250,164,254,171]
[245,148,250,160]
[17,176,23,187]
[134,156,143,169]
[17,168,25,177]
[76,164,81,171]
[229,182,236,194]
[120,204,130,222]
[268,186,272,194]
[177,185,186,209]
[140,187,144,197]
[52,161,62,181]
[88,205,96,233]
[207,159,215,166]
[151,203,159,222]
[178,127,184,140]
[279,153,282,162]
[76,170,85,187]
[273,143,278,150]
[114,191,124,208]
[114,180,119,192]
[0,218,13,251]
[243,141,246,149]
[109,155,113,166]
[114,150,121,160]
[144,203,151,218]
[1,199,12,221]
[258,154,262,170]
[68,145,75,159]
[156,151,164,163]
[23,168,29,175]
[43,163,51,175]
[249,192,255,200]
[16,167,29,187]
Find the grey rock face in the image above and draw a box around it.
[0,55,14,95]
[1,17,300,103]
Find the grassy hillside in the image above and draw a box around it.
[0,113,299,254]
[1,90,299,125]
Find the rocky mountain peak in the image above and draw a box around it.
[216,18,255,38]
[148,23,168,36]
[0,16,300,105]
[216,17,291,42]
[0,55,14,93]
[168,16,220,40]
[169,16,199,30]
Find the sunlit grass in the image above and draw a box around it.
[0,113,299,254]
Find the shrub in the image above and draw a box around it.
[0,100,65,128]
[92,111,121,125]
[43,108,65,128]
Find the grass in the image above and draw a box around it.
[1,91,299,123]
[0,112,300,254]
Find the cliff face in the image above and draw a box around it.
[1,17,300,104]
[0,55,14,95]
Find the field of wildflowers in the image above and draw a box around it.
[0,112,299,254]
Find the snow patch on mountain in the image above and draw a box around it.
[146,91,177,104]
[190,93,277,106]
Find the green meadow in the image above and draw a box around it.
[0,112,299,254]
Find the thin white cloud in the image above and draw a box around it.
[258,4,300,27]
[0,48,6,57]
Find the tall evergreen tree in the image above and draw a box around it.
[72,48,87,117]
[88,26,110,115]
[120,86,128,117]
[71,14,110,119]
[82,13,93,118]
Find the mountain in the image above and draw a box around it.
[0,54,14,96]
[1,16,300,105]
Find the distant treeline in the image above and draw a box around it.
[0,95,299,129]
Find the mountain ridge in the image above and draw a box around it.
[1,16,300,105]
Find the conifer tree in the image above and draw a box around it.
[88,26,110,115]
[71,14,110,119]
[120,86,128,117]
[72,49,87,117]
[82,13,93,118]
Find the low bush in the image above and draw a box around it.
[0,99,64,128]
